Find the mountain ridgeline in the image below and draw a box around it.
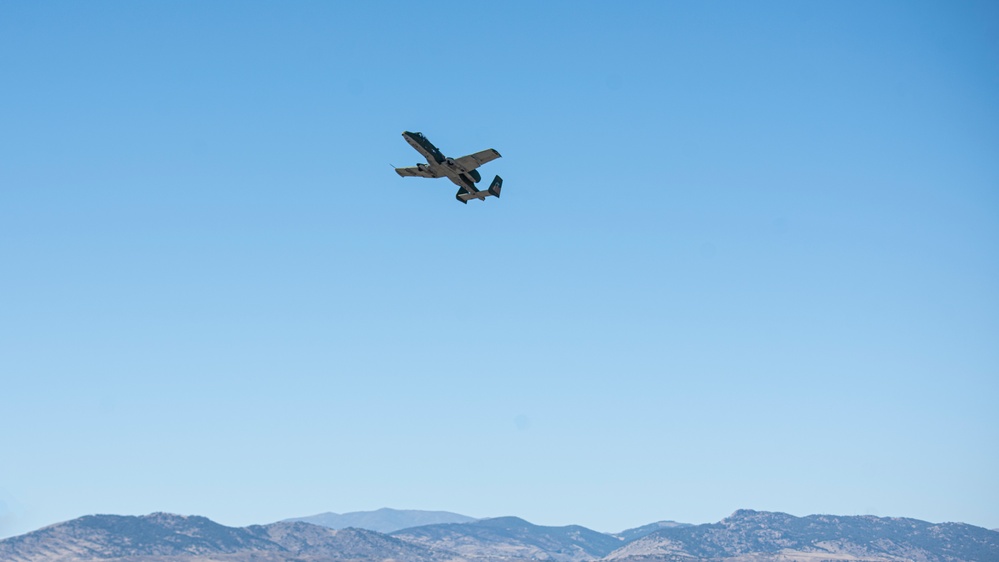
[1,509,996,562]
[0,514,445,562]
[606,509,998,562]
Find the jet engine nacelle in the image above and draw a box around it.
[468,169,481,183]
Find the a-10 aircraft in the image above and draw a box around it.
[394,131,503,204]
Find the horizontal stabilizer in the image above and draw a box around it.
[456,175,504,204]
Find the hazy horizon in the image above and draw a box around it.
[3,506,997,539]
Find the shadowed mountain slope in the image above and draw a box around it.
[391,516,623,562]
[284,507,476,533]
[605,509,999,562]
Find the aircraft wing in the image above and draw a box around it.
[454,148,501,172]
[395,166,440,178]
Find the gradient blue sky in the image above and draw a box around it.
[1,1,997,540]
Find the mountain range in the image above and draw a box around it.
[1,509,996,562]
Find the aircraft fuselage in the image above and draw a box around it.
[402,131,481,190]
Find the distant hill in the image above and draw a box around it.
[605,509,999,562]
[391,516,623,562]
[614,521,692,543]
[284,507,477,533]
[0,513,450,562]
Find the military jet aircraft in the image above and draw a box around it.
[394,131,503,204]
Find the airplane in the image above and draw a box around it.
[394,131,503,204]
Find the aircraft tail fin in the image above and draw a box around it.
[487,175,503,198]
[455,176,502,204]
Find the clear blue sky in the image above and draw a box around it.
[1,1,997,539]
